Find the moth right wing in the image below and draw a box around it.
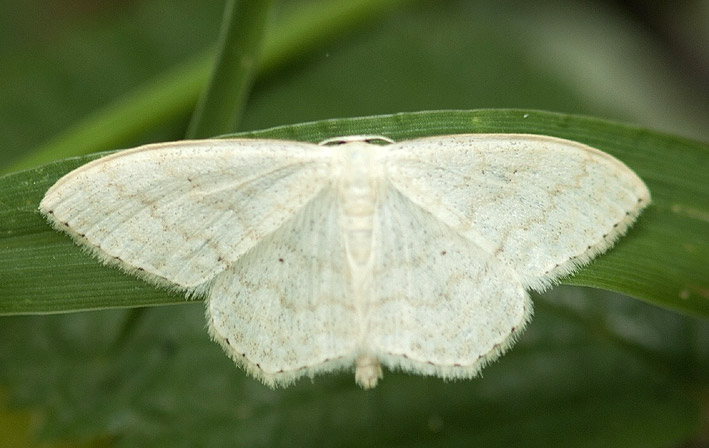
[40,139,333,290]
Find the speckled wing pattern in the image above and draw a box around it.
[39,134,650,388]
[207,186,360,387]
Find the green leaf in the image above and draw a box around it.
[1,110,707,317]
[186,0,274,138]
[0,288,702,447]
[3,0,419,173]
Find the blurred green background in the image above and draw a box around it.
[0,0,707,447]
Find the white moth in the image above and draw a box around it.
[39,134,650,389]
